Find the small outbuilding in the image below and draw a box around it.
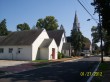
[62,43,71,57]
[39,39,58,60]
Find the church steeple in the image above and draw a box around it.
[72,11,80,31]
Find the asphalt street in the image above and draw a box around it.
[0,56,100,82]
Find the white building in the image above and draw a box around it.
[0,29,70,61]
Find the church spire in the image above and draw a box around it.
[72,11,80,31]
[74,11,78,24]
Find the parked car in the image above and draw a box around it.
[85,52,90,57]
[80,52,85,56]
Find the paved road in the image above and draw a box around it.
[0,56,100,82]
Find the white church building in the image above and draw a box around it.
[0,29,70,60]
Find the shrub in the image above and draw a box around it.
[58,52,62,59]
[62,53,65,58]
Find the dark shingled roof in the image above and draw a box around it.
[62,43,71,50]
[0,29,43,46]
[47,30,64,46]
[39,39,53,48]
[0,36,7,43]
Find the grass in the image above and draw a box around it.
[91,62,110,82]
[99,62,109,71]
[33,59,49,63]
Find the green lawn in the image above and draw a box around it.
[99,62,109,71]
[91,62,110,82]
[33,60,49,63]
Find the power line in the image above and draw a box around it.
[84,0,93,11]
[77,0,98,24]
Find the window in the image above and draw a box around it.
[18,48,22,54]
[9,48,13,53]
[0,48,4,53]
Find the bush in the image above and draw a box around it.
[62,53,65,58]
[58,52,62,59]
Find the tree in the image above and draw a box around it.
[91,26,110,55]
[91,26,100,43]
[36,16,59,30]
[17,23,30,31]
[82,36,91,50]
[91,0,110,36]
[0,19,8,36]
[92,43,100,55]
[92,0,110,56]
[91,26,109,43]
[71,29,83,55]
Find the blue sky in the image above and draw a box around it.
[0,0,98,41]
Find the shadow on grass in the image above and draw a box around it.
[91,61,110,82]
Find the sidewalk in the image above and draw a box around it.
[0,57,82,77]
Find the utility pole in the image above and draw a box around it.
[99,12,103,63]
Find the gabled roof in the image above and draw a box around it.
[0,29,43,46]
[62,43,71,50]
[0,36,6,43]
[39,39,53,48]
[47,30,64,46]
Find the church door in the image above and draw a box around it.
[52,48,55,59]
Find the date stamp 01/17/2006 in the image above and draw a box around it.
[80,72,102,76]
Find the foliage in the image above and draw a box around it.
[91,26,100,43]
[36,16,59,30]
[99,62,109,71]
[17,23,30,31]
[104,41,110,55]
[0,19,8,36]
[33,60,49,62]
[92,43,100,55]
[58,52,64,59]
[71,29,84,55]
[91,0,110,36]
[91,26,107,43]
[82,36,91,49]
[91,26,110,55]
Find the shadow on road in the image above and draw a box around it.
[0,57,101,82]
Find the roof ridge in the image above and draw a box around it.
[11,29,43,33]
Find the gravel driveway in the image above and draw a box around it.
[0,60,30,68]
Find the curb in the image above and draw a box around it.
[0,57,83,77]
[87,61,101,82]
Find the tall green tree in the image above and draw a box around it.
[91,26,100,43]
[71,29,83,55]
[91,26,107,43]
[0,19,8,36]
[36,16,59,30]
[17,23,30,31]
[91,26,110,55]
[91,0,110,36]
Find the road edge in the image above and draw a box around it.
[87,61,101,82]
